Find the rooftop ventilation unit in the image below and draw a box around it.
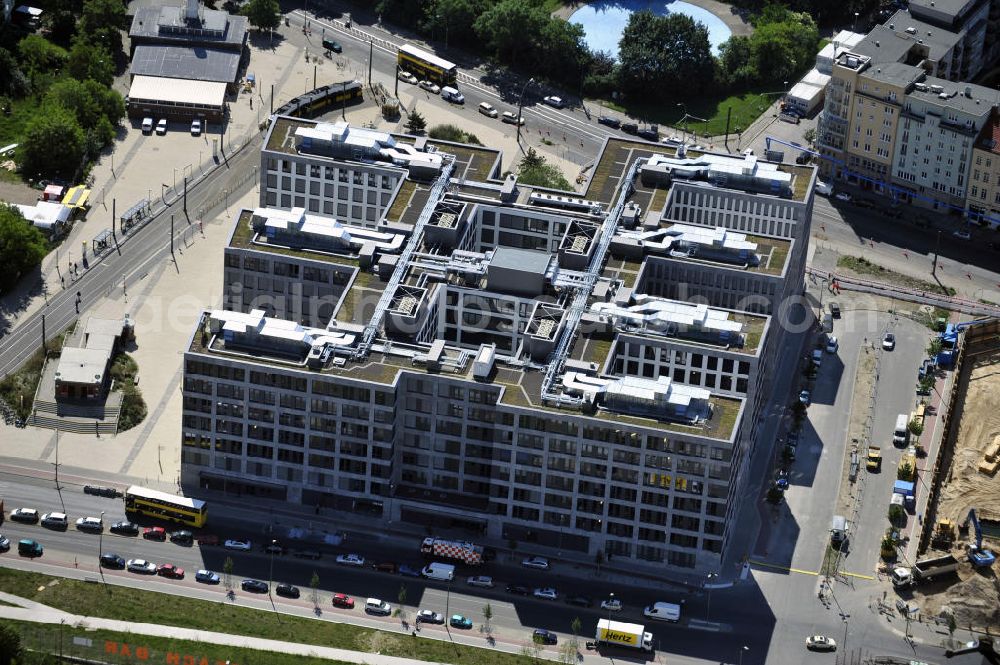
[906,26,917,34]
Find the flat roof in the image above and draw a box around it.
[490,247,551,275]
[55,347,110,385]
[130,5,247,48]
[128,75,226,108]
[130,44,241,83]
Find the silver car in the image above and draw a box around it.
[126,559,157,574]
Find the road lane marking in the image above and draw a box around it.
[841,570,875,580]
[748,560,819,576]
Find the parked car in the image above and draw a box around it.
[522,556,549,570]
[398,564,421,577]
[241,579,268,593]
[190,119,202,136]
[566,595,593,607]
[110,521,139,536]
[331,593,355,609]
[882,332,896,351]
[41,512,68,529]
[397,70,418,84]
[478,102,498,118]
[143,527,167,541]
[834,192,852,202]
[84,485,120,498]
[621,122,639,134]
[806,635,837,651]
[155,119,168,135]
[195,569,221,584]
[292,549,321,560]
[75,516,103,533]
[126,559,157,574]
[826,335,839,353]
[952,229,972,240]
[336,553,365,567]
[10,508,39,524]
[450,614,473,629]
[264,542,285,554]
[170,530,194,545]
[501,111,525,125]
[372,561,397,573]
[467,575,494,588]
[600,598,623,612]
[533,629,558,645]
[322,38,342,53]
[157,563,185,579]
[597,115,621,129]
[141,117,154,134]
[224,539,252,551]
[506,584,531,595]
[542,96,564,108]
[533,587,558,600]
[417,610,444,624]
[418,80,441,94]
[798,390,811,406]
[828,302,841,318]
[100,553,126,569]
[637,126,659,141]
[275,583,300,598]
[18,539,42,557]
[365,598,392,615]
[0,536,8,553]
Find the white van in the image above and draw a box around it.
[893,414,909,446]
[441,87,465,104]
[815,180,833,196]
[830,515,847,544]
[643,601,681,622]
[421,562,455,581]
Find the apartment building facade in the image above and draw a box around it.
[967,109,1000,228]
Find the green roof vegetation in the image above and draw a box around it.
[747,235,791,276]
[385,179,418,223]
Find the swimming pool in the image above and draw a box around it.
[569,0,732,58]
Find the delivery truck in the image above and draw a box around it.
[595,619,653,652]
[421,562,455,581]
[890,554,960,587]
[420,537,483,565]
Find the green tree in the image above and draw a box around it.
[79,0,127,53]
[926,338,944,358]
[396,583,408,619]
[474,0,547,66]
[0,48,29,98]
[888,503,905,526]
[482,603,493,633]
[803,127,816,145]
[244,0,281,31]
[18,106,85,180]
[748,11,818,84]
[376,0,430,26]
[517,148,572,190]
[223,556,234,589]
[717,35,754,87]
[67,40,114,87]
[310,571,320,607]
[0,205,48,294]
[405,110,427,134]
[18,35,68,78]
[534,18,590,83]
[617,11,714,99]
[0,623,22,665]
[423,0,486,48]
[908,419,924,437]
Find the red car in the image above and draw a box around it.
[331,593,355,609]
[143,527,166,541]
[157,563,185,579]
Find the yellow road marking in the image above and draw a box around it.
[748,560,819,576]
[841,570,875,580]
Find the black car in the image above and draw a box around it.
[621,122,639,135]
[84,485,121,498]
[506,584,531,595]
[241,579,269,593]
[265,542,285,555]
[637,126,659,141]
[322,38,342,53]
[566,595,593,607]
[110,521,140,536]
[292,549,321,560]
[100,553,126,569]
[0,536,9,552]
[275,583,300,598]
[795,152,811,165]
[533,629,558,645]
[170,530,194,545]
[597,116,620,129]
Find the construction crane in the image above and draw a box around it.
[961,509,996,568]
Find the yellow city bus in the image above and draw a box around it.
[397,44,457,86]
[124,486,207,528]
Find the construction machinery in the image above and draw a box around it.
[931,518,956,549]
[960,509,997,568]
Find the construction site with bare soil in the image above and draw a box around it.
[915,319,1000,631]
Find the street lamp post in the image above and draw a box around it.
[705,572,718,621]
[98,510,106,587]
[516,78,535,145]
[268,538,277,597]
[677,103,688,145]
[738,645,749,665]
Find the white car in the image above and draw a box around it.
[478,102,498,118]
[126,558,157,574]
[502,111,525,125]
[155,119,168,135]
[397,70,418,84]
[224,539,252,551]
[811,349,823,368]
[543,95,565,108]
[952,229,971,240]
[190,119,202,136]
[601,598,623,612]
[834,192,851,202]
[798,390,811,406]
[521,556,550,570]
[418,80,440,94]
[336,553,365,567]
[41,512,68,528]
[882,332,896,351]
[75,516,103,532]
[806,635,837,651]
[141,117,154,134]
[466,575,495,588]
[533,587,558,600]
[825,335,838,353]
[416,609,444,624]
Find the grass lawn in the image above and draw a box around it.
[0,568,535,665]
[0,96,39,149]
[836,256,957,296]
[602,89,781,137]
[3,618,359,665]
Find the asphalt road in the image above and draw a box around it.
[0,137,262,381]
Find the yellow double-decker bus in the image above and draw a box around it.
[397,44,457,86]
[124,486,207,528]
